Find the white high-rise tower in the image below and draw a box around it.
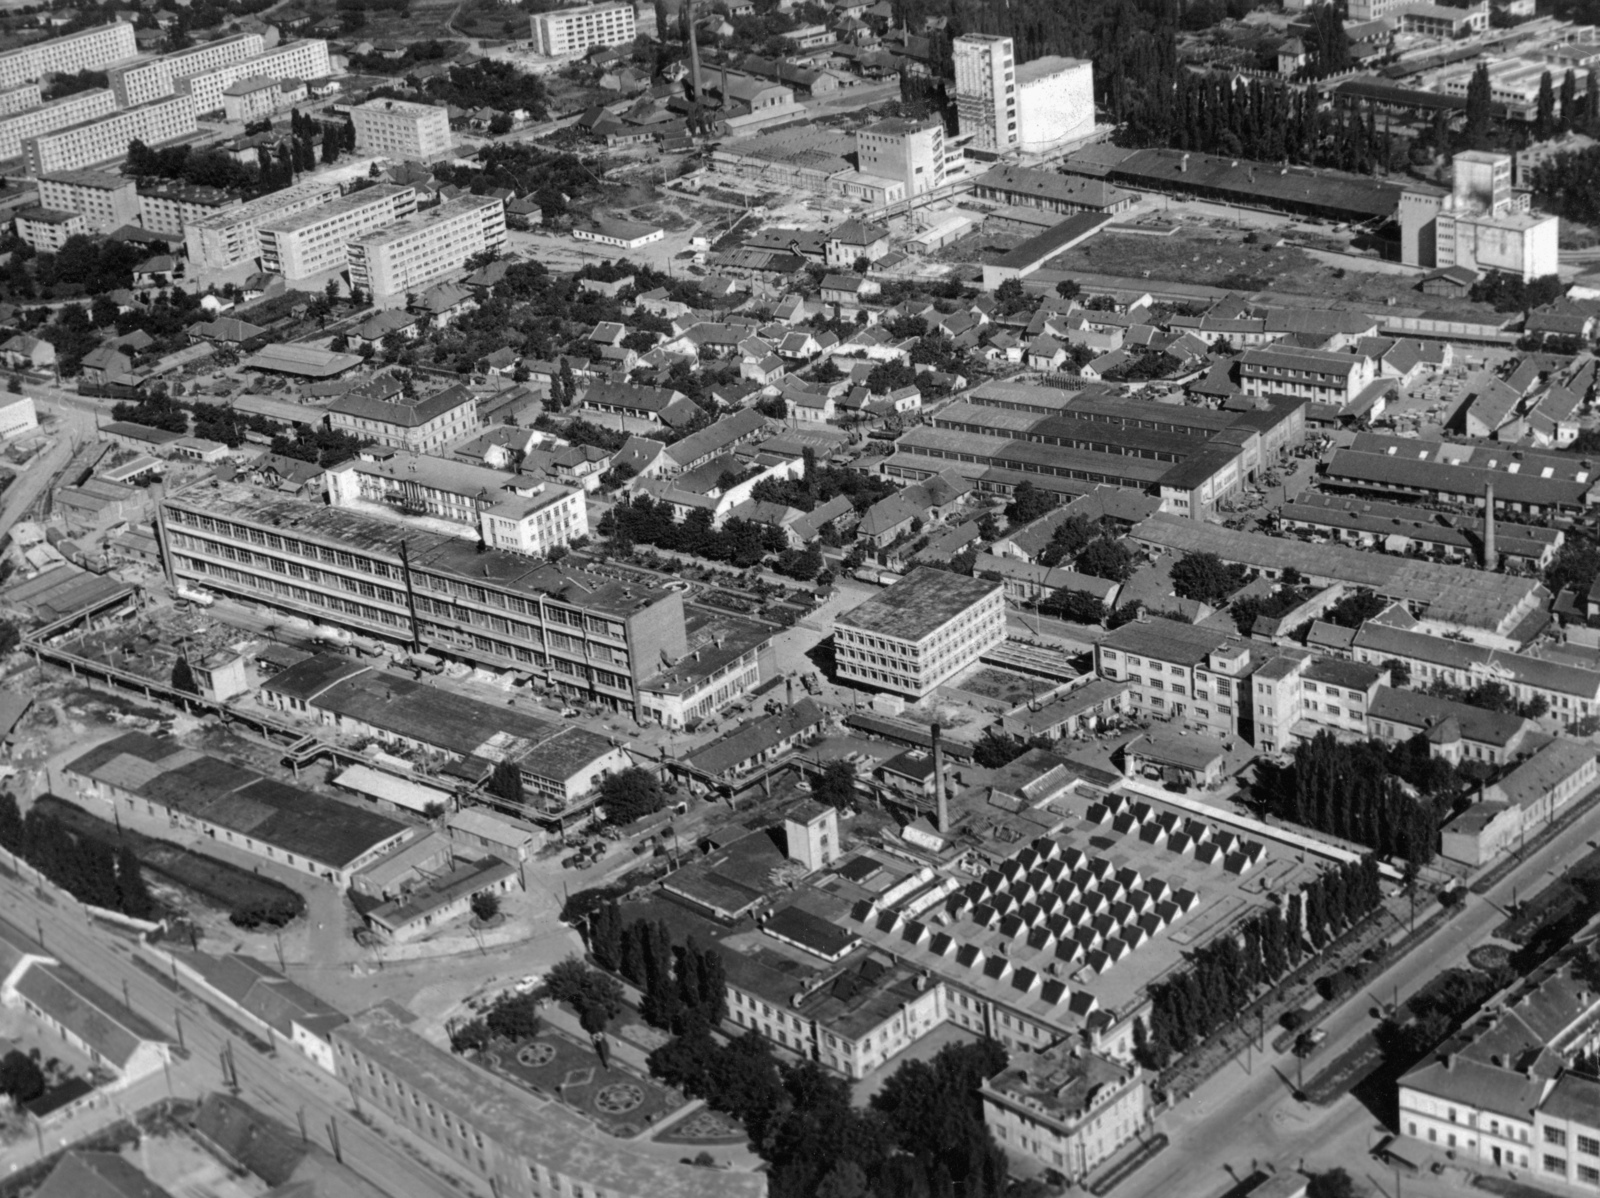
[953,33,1016,153]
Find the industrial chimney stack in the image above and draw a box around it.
[685,0,703,124]
[931,722,948,833]
[1484,481,1496,569]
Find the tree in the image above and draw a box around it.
[114,844,154,920]
[814,759,858,809]
[0,1050,43,1104]
[1466,62,1494,149]
[1324,588,1386,628]
[599,767,665,825]
[1171,552,1246,604]
[0,793,20,855]
[1003,481,1057,527]
[546,954,627,1034]
[1076,537,1134,582]
[1307,1168,1359,1198]
[1055,279,1081,300]
[470,890,501,922]
[1381,658,1411,687]
[485,992,543,1041]
[1039,587,1106,624]
[488,758,523,806]
[170,656,197,694]
[1536,69,1557,140]
[0,619,18,658]
[994,277,1028,315]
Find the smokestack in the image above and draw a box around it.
[1484,480,1496,569]
[686,0,703,122]
[932,722,948,834]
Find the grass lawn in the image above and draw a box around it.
[481,1028,687,1138]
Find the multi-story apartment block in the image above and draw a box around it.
[325,452,586,558]
[0,88,117,159]
[0,84,41,115]
[954,34,1016,153]
[157,483,689,714]
[331,1006,766,1198]
[1239,345,1374,405]
[257,184,417,284]
[178,40,331,116]
[834,568,1005,697]
[348,98,452,159]
[106,32,264,107]
[326,379,479,454]
[222,75,307,124]
[529,1,636,57]
[137,183,240,237]
[0,23,137,91]
[36,170,138,233]
[856,116,949,197]
[22,94,197,175]
[981,1048,1148,1185]
[183,178,338,271]
[347,195,506,303]
[15,207,84,252]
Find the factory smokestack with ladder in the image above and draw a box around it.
[1484,481,1496,570]
[932,722,948,833]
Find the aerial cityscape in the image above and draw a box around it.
[0,0,1593,1196]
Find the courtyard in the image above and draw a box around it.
[478,1027,685,1138]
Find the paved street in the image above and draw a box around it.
[1121,785,1600,1198]
[0,868,491,1198]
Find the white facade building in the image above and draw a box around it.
[0,396,37,440]
[529,2,636,57]
[0,84,42,115]
[184,179,339,271]
[257,184,417,283]
[1401,150,1560,281]
[22,93,197,175]
[856,116,949,196]
[953,33,1016,153]
[347,195,506,303]
[349,98,452,159]
[178,40,331,116]
[222,76,307,123]
[834,568,1005,697]
[0,23,137,91]
[37,169,139,232]
[0,88,117,160]
[107,32,264,107]
[1015,56,1095,152]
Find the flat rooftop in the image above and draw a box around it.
[835,567,1002,641]
[257,183,411,235]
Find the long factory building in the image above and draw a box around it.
[880,383,1308,518]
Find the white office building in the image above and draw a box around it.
[22,93,197,175]
[856,116,950,196]
[184,179,339,271]
[178,40,331,116]
[106,32,264,107]
[529,1,636,57]
[349,98,452,159]
[0,88,117,160]
[347,195,506,303]
[0,23,137,91]
[258,184,418,284]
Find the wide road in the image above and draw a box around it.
[1122,785,1600,1198]
[0,870,489,1198]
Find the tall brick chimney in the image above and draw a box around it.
[932,722,948,833]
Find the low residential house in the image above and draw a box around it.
[411,282,476,328]
[661,408,771,476]
[820,273,881,308]
[609,435,669,480]
[134,255,179,287]
[456,425,540,470]
[189,317,267,347]
[0,333,53,372]
[787,382,836,423]
[789,493,856,545]
[580,381,700,428]
[1081,350,1131,382]
[1457,371,1525,439]
[1419,265,1480,297]
[483,347,521,377]
[825,218,890,268]
[680,699,827,785]
[1027,335,1068,371]
[635,287,690,321]
[742,352,786,385]
[352,309,418,348]
[1525,304,1595,343]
